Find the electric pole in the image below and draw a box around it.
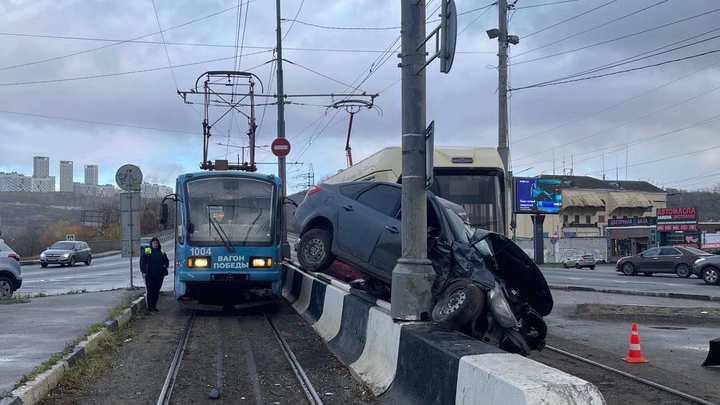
[392,0,435,321]
[276,0,290,259]
[490,0,518,236]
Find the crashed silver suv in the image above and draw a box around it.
[0,239,22,298]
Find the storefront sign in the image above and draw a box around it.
[703,232,720,249]
[656,207,697,221]
[607,217,656,227]
[656,207,698,233]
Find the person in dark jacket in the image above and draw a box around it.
[140,237,168,312]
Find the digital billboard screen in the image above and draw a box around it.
[514,177,562,214]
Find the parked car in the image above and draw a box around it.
[40,241,92,268]
[692,255,720,285]
[0,239,22,298]
[616,246,712,277]
[562,254,596,270]
[294,182,553,355]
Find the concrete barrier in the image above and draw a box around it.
[282,263,606,405]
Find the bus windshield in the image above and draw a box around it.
[432,171,503,233]
[186,177,274,246]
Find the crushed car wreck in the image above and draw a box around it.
[294,181,552,355]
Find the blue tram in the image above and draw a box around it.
[162,171,283,303]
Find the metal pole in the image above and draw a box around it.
[275,0,290,259]
[391,0,435,321]
[129,193,134,289]
[345,111,355,167]
[497,0,512,237]
[532,214,545,265]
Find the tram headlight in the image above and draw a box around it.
[251,257,273,268]
[187,256,211,269]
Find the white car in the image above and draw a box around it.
[562,254,596,270]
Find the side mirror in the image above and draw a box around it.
[160,203,169,226]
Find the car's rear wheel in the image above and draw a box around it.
[589,266,595,270]
[0,276,13,298]
[622,262,636,276]
[432,279,485,330]
[703,266,719,285]
[298,228,334,272]
[675,263,691,278]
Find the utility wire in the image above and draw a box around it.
[511,48,720,91]
[584,142,720,177]
[0,3,245,72]
[150,0,178,90]
[283,59,358,89]
[0,108,196,135]
[514,0,579,10]
[0,53,271,87]
[511,54,720,144]
[283,0,306,40]
[521,0,618,38]
[512,6,720,66]
[519,30,720,89]
[281,19,401,31]
[512,0,668,58]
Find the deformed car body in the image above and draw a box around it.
[40,241,93,268]
[293,181,553,355]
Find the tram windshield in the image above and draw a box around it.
[186,177,274,246]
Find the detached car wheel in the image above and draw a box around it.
[432,279,485,330]
[703,266,720,285]
[0,276,13,298]
[675,263,691,278]
[622,262,636,276]
[298,228,334,272]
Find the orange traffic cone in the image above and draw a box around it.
[623,323,648,364]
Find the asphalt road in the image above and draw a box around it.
[18,242,175,296]
[541,264,720,299]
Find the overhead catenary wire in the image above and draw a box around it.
[513,0,580,10]
[521,0,618,38]
[512,6,720,66]
[512,0,669,58]
[149,0,179,91]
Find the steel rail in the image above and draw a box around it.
[265,314,324,405]
[546,345,718,405]
[156,313,195,405]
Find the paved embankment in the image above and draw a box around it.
[0,290,140,398]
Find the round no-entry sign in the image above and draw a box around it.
[271,138,291,158]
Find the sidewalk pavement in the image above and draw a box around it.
[0,290,138,397]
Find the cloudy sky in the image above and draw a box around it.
[0,0,719,192]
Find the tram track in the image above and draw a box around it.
[544,345,718,405]
[156,309,322,405]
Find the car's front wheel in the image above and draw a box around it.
[703,266,719,285]
[41,262,48,268]
[675,263,691,278]
[69,257,76,267]
[298,228,334,272]
[622,262,636,276]
[432,279,485,330]
[0,276,14,298]
[85,256,92,266]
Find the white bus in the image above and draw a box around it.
[322,146,508,234]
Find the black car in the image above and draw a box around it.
[40,241,92,268]
[293,181,553,355]
[693,255,720,285]
[616,246,712,277]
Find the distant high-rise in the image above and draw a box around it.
[59,161,73,192]
[33,156,50,178]
[84,165,99,186]
[0,172,32,192]
[31,176,55,192]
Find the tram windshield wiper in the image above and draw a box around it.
[209,214,235,253]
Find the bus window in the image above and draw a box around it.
[186,177,275,246]
[432,172,503,233]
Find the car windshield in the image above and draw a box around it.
[186,177,275,246]
[684,247,710,255]
[51,242,75,250]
